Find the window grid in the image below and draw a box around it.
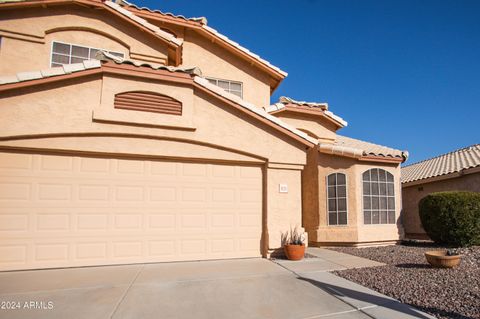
[362,168,395,225]
[206,77,243,98]
[327,173,348,226]
[51,41,124,67]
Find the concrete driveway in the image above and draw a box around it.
[0,256,434,319]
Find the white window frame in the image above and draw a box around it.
[326,172,348,226]
[361,168,396,225]
[50,41,125,67]
[205,77,243,98]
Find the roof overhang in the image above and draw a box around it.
[401,165,480,187]
[122,4,287,92]
[0,59,315,149]
[268,105,347,129]
[318,143,404,164]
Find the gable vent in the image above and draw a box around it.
[114,91,182,115]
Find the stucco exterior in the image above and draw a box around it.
[0,4,171,74]
[304,152,404,246]
[0,0,407,270]
[272,111,339,143]
[402,169,480,239]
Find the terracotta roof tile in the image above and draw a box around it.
[333,135,407,160]
[0,52,315,147]
[0,0,182,47]
[119,0,287,77]
[264,96,348,127]
[104,1,182,46]
[119,0,207,24]
[401,144,480,184]
[0,60,103,85]
[96,51,202,75]
[278,96,329,110]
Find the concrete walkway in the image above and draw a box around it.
[273,248,435,319]
[0,252,435,319]
[273,247,385,273]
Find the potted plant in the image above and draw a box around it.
[282,226,306,261]
[425,249,462,268]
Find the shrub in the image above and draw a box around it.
[419,191,480,247]
[281,226,306,246]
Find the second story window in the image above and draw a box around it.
[206,77,243,98]
[51,41,124,67]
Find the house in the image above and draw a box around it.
[0,0,408,271]
[401,144,480,239]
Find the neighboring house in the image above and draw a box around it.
[401,144,480,239]
[0,0,407,271]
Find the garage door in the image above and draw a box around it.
[0,152,262,271]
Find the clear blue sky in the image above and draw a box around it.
[135,0,479,164]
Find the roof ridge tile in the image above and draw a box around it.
[401,143,480,183]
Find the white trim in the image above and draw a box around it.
[326,172,348,226]
[50,41,125,67]
[205,76,243,99]
[361,168,396,225]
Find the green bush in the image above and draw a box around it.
[419,191,480,247]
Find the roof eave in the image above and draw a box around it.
[126,7,288,89]
[269,106,347,128]
[0,61,314,149]
[318,144,405,163]
[358,155,404,164]
[402,165,480,186]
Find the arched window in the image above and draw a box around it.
[327,173,347,225]
[362,169,395,224]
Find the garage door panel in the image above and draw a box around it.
[0,152,262,271]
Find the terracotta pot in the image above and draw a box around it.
[284,244,305,261]
[425,250,462,268]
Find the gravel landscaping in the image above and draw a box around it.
[330,243,480,319]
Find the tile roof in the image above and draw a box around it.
[401,144,480,184]
[193,77,317,145]
[119,0,287,77]
[119,0,207,25]
[0,51,204,86]
[201,25,287,77]
[321,135,408,161]
[103,1,182,46]
[278,96,329,110]
[264,96,348,128]
[0,0,182,47]
[95,51,202,75]
[0,59,103,85]
[0,52,316,147]
[0,0,287,79]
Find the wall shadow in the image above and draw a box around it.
[297,276,439,319]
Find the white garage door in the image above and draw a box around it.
[0,152,262,271]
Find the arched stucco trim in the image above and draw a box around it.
[0,132,268,163]
[45,26,131,50]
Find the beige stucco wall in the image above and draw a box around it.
[267,167,303,250]
[305,151,403,245]
[0,74,307,164]
[182,29,272,108]
[1,4,276,109]
[0,5,169,75]
[0,72,308,250]
[402,171,480,238]
[273,112,338,142]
